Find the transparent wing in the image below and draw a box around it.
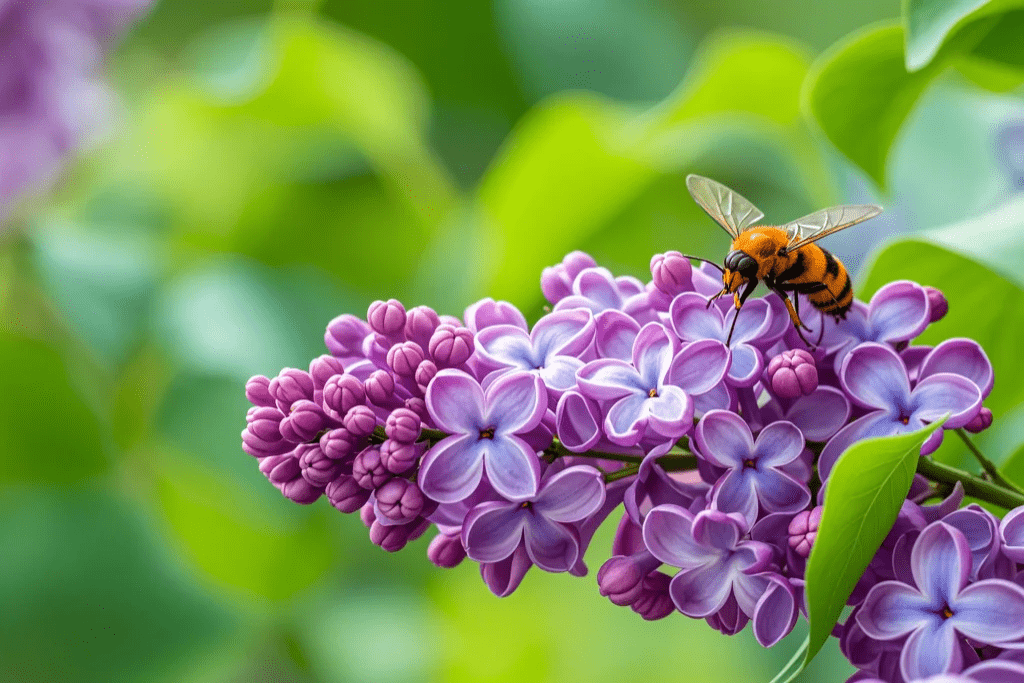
[783,204,883,250]
[685,174,764,239]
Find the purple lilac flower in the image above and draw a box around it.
[463,298,528,334]
[857,522,1024,681]
[419,369,546,502]
[823,280,932,373]
[694,410,811,527]
[819,343,983,479]
[0,0,151,219]
[475,308,596,396]
[462,464,606,572]
[554,266,655,322]
[541,251,597,305]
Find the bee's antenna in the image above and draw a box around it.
[706,289,726,309]
[679,254,725,274]
[816,319,826,347]
[725,306,741,347]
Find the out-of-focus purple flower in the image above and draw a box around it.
[857,522,1024,681]
[464,298,528,334]
[577,323,728,448]
[823,280,932,373]
[642,506,773,619]
[925,286,949,323]
[819,343,982,479]
[694,411,810,527]
[788,505,823,558]
[670,292,778,387]
[475,308,596,395]
[768,349,818,399]
[541,251,597,305]
[462,465,605,572]
[0,0,151,219]
[554,266,653,322]
[419,370,546,502]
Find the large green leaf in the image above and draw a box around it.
[803,421,945,669]
[803,23,944,188]
[903,0,991,70]
[859,239,1024,419]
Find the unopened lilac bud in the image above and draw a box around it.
[439,314,462,327]
[326,473,370,513]
[370,517,430,552]
[243,420,292,457]
[788,505,823,558]
[353,446,390,489]
[269,368,314,412]
[428,533,466,568]
[298,443,343,488]
[429,324,474,367]
[631,571,675,621]
[279,400,328,443]
[323,374,365,420]
[325,314,372,358]
[277,477,324,504]
[415,359,437,393]
[258,454,290,479]
[768,349,818,399]
[404,397,427,421]
[374,478,433,525]
[267,453,301,486]
[964,407,993,434]
[246,406,285,442]
[597,556,646,606]
[344,405,377,437]
[925,286,948,323]
[386,408,421,444]
[387,341,425,377]
[309,354,346,394]
[360,500,376,528]
[380,439,423,474]
[320,427,355,460]
[364,369,396,405]
[405,306,441,349]
[650,250,693,296]
[245,375,276,407]
[368,299,407,337]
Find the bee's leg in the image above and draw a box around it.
[725,279,758,346]
[706,287,727,309]
[771,287,815,348]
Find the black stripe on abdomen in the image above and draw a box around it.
[776,250,805,283]
[822,249,840,277]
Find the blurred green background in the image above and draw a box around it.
[5,0,1024,681]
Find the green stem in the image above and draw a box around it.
[954,429,1024,495]
[604,466,639,483]
[917,457,1024,509]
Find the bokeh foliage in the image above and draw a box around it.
[4,0,1024,681]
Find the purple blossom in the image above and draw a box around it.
[418,369,546,502]
[554,266,654,322]
[857,522,1024,681]
[463,298,528,334]
[694,411,811,527]
[462,464,606,572]
[642,506,773,619]
[475,308,596,395]
[823,280,932,373]
[541,251,597,305]
[819,343,983,480]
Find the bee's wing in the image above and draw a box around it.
[783,204,883,250]
[686,174,764,239]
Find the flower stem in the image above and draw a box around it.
[954,429,1024,495]
[604,466,639,483]
[917,456,1024,509]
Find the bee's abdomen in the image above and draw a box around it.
[808,247,852,318]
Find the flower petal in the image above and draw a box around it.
[642,504,714,569]
[1001,506,1024,563]
[692,509,745,551]
[965,661,1024,683]
[476,325,536,370]
[818,411,899,481]
[710,470,759,529]
[753,576,798,647]
[695,409,755,469]
[554,391,601,452]
[481,435,541,501]
[900,619,960,682]
[868,280,930,344]
[418,435,486,503]
[572,267,622,309]
[535,465,606,523]
[952,579,1024,644]
[667,339,731,395]
[632,322,677,388]
[646,385,694,439]
[669,562,732,618]
[752,421,805,468]
[670,292,725,342]
[426,369,484,433]
[918,338,994,398]
[524,514,581,572]
[486,371,546,435]
[857,581,932,640]
[727,297,773,345]
[725,343,763,388]
[911,522,971,606]
[754,468,811,515]
[532,308,596,359]
[605,393,648,446]
[576,359,644,400]
[462,502,527,563]
[911,372,982,429]
[784,386,851,442]
[480,543,532,597]
[540,356,583,393]
[841,342,912,411]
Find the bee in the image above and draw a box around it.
[683,174,882,348]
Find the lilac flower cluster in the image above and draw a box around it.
[242,249,1010,681]
[0,0,151,221]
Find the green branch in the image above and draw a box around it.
[954,429,1024,496]
[917,456,1024,510]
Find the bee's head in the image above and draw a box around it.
[723,250,758,291]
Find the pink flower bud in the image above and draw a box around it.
[427,533,466,568]
[374,479,432,525]
[344,405,377,437]
[415,359,437,393]
[326,474,371,513]
[279,400,328,443]
[429,324,474,367]
[788,505,823,557]
[268,368,314,412]
[299,443,343,488]
[964,407,993,434]
[245,375,276,407]
[380,439,423,475]
[323,374,365,420]
[387,341,425,377]
[320,427,356,461]
[353,446,390,489]
[367,299,407,336]
[768,349,818,399]
[309,355,345,394]
[385,408,421,444]
[405,306,441,349]
[364,369,396,405]
[650,251,693,296]
[925,286,948,323]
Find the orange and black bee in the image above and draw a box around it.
[684,174,883,347]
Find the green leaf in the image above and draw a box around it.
[859,240,1024,419]
[904,0,991,70]
[1001,441,1024,488]
[803,23,944,188]
[803,420,945,668]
